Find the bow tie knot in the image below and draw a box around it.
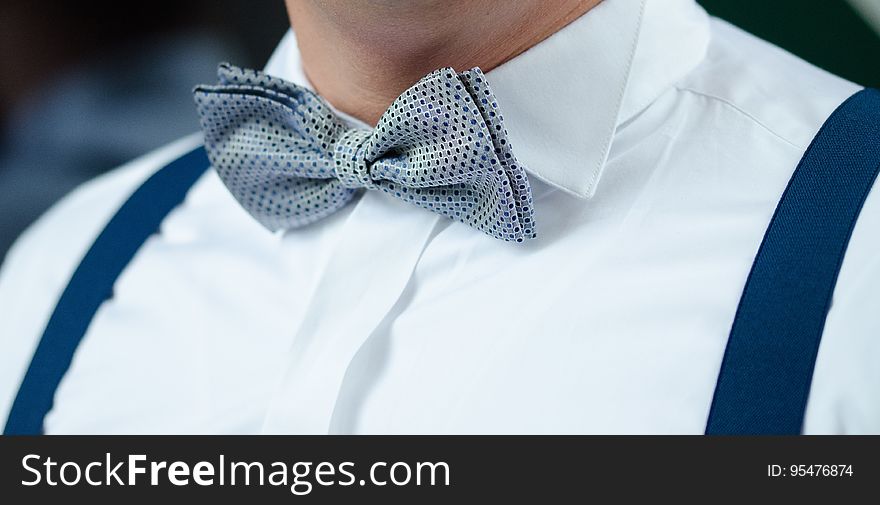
[334,129,377,189]
[194,63,536,242]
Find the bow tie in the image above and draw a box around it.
[193,63,536,242]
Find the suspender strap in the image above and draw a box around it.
[706,88,880,435]
[3,146,210,435]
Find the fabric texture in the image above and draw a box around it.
[194,64,535,242]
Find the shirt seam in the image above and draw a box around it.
[674,86,805,151]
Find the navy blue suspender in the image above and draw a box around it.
[4,89,880,435]
[705,88,880,434]
[3,147,210,435]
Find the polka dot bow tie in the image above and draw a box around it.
[193,63,536,242]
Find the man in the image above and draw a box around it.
[1,0,877,434]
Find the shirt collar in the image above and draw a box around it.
[263,0,710,199]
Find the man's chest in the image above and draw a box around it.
[44,180,769,434]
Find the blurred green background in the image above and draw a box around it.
[699,0,880,87]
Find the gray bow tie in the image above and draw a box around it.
[193,63,535,242]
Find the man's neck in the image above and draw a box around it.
[286,0,600,125]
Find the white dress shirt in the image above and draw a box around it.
[1,0,877,434]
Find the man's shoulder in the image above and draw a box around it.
[2,133,203,282]
[678,17,862,150]
[0,134,203,421]
[667,21,879,432]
